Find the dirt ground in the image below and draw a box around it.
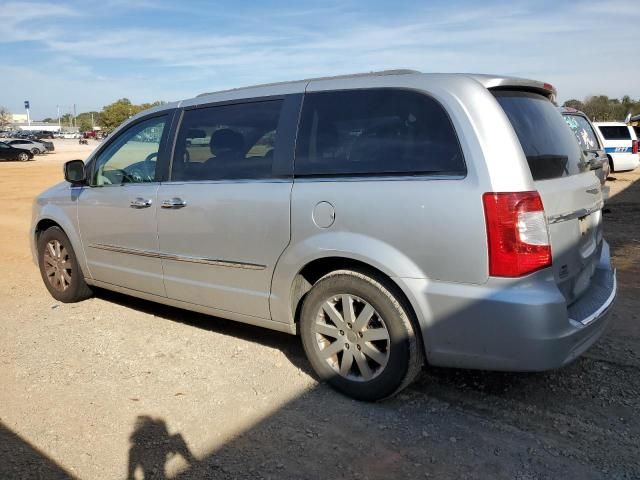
[1,140,639,479]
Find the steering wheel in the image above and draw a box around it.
[123,152,158,183]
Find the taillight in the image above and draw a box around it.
[482,192,552,277]
[633,139,638,155]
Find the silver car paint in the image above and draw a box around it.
[31,71,616,371]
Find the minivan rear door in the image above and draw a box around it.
[494,91,603,305]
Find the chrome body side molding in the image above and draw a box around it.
[88,243,266,270]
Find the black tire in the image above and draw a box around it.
[17,152,30,162]
[608,156,614,173]
[32,148,40,155]
[300,270,423,401]
[37,226,93,303]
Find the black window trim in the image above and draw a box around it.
[165,93,302,183]
[292,87,468,180]
[86,109,177,187]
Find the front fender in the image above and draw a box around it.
[269,231,427,325]
[31,187,90,279]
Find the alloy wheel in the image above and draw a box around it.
[43,240,72,292]
[312,294,390,381]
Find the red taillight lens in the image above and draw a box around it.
[482,192,552,277]
[633,139,638,155]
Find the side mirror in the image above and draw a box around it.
[64,160,86,185]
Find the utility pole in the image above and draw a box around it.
[73,104,77,128]
[57,105,61,131]
[91,112,94,129]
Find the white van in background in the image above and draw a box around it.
[593,122,639,172]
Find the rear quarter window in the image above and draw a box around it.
[295,89,465,177]
[494,91,588,180]
[598,126,631,140]
[562,114,600,151]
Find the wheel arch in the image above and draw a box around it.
[32,207,90,279]
[280,255,427,357]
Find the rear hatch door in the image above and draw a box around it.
[494,91,603,305]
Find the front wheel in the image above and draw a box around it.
[37,226,93,303]
[18,152,30,162]
[32,148,40,155]
[300,270,424,401]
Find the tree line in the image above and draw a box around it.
[41,98,165,132]
[562,95,639,122]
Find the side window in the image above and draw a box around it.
[92,116,167,186]
[172,100,283,181]
[295,89,465,176]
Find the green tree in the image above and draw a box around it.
[76,111,101,132]
[100,99,164,132]
[562,99,584,111]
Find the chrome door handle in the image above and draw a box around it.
[161,197,187,209]
[130,197,153,209]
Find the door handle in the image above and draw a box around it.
[161,197,187,209]
[130,197,153,209]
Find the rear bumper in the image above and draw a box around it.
[610,153,639,172]
[401,241,616,371]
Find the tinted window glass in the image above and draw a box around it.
[93,116,166,186]
[172,100,282,181]
[599,126,631,140]
[494,91,587,180]
[562,114,600,150]
[295,89,465,176]
[634,126,640,138]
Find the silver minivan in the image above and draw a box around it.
[32,70,616,401]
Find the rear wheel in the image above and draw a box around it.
[608,156,614,173]
[37,226,92,303]
[300,270,423,401]
[32,148,40,155]
[17,152,29,162]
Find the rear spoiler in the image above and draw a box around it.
[467,74,557,104]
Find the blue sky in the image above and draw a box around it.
[1,0,639,119]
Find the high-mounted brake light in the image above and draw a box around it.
[543,82,554,92]
[482,192,552,277]
[633,139,638,155]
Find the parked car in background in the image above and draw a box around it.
[39,139,55,152]
[60,132,81,139]
[0,142,34,161]
[593,122,639,172]
[32,71,616,401]
[6,139,48,155]
[33,131,55,140]
[559,107,610,186]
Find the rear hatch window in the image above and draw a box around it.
[562,114,601,151]
[598,126,631,140]
[493,91,588,180]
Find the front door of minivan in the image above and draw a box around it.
[156,97,299,319]
[77,114,172,297]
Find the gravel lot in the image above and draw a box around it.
[1,140,639,479]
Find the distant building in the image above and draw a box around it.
[11,122,63,132]
[11,113,28,123]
